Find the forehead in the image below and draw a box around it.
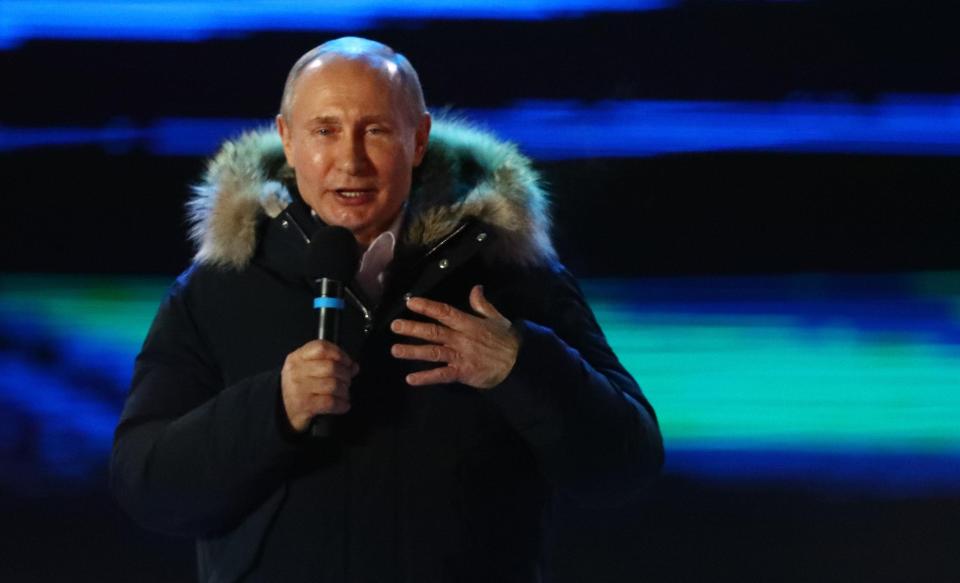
[290,56,406,118]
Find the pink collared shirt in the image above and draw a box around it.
[353,211,404,304]
[309,208,404,304]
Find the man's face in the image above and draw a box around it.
[277,57,430,246]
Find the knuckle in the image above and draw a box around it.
[333,365,351,383]
[480,328,497,345]
[317,395,335,412]
[315,342,332,358]
[322,377,339,393]
[441,367,458,382]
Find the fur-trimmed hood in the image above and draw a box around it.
[187,119,555,270]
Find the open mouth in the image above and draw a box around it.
[335,189,376,202]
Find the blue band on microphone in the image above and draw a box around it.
[313,297,345,310]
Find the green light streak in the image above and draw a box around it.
[0,274,168,345]
[3,272,960,454]
[586,274,960,453]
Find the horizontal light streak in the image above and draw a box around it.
[666,447,960,495]
[0,0,674,48]
[469,97,960,158]
[5,96,960,158]
[1,271,959,493]
[583,273,960,457]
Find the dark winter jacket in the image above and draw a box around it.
[111,120,663,583]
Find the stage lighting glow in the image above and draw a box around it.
[466,97,960,159]
[5,96,960,158]
[2,271,959,494]
[0,0,675,48]
[583,273,960,493]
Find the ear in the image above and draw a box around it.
[412,112,432,167]
[276,114,295,168]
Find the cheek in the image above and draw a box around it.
[291,146,331,181]
[307,145,329,166]
[374,146,415,186]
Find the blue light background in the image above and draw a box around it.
[3,272,959,496]
[5,96,960,158]
[0,0,675,48]
[3,0,958,505]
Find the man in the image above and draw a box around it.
[111,37,663,582]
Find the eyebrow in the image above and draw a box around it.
[308,116,342,125]
[307,114,393,125]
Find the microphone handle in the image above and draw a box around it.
[309,279,344,439]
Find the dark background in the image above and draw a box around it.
[2,1,959,581]
[5,2,960,278]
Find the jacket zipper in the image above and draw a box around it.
[284,208,472,336]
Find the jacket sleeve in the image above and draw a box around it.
[483,264,664,503]
[110,274,303,537]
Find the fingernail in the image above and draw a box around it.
[391,320,401,332]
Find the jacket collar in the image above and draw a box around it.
[187,118,556,270]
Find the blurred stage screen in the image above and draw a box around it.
[2,1,959,581]
[2,271,959,496]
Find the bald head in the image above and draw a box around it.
[279,37,426,125]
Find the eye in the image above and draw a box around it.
[312,126,337,137]
[367,126,389,136]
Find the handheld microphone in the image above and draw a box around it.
[305,226,360,438]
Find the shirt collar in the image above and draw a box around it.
[308,206,405,303]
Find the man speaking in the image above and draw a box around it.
[111,37,663,582]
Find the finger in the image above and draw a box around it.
[309,393,351,415]
[306,375,351,398]
[390,318,453,343]
[391,343,457,363]
[404,296,472,330]
[468,284,507,322]
[306,378,351,403]
[289,376,350,404]
[324,399,350,415]
[324,379,351,402]
[297,340,354,367]
[405,365,460,386]
[299,360,357,384]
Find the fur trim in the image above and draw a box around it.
[405,119,555,267]
[188,129,292,269]
[187,118,555,269]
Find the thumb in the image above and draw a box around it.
[469,284,503,320]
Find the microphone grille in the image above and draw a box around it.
[305,226,360,282]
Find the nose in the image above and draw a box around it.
[338,130,372,175]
